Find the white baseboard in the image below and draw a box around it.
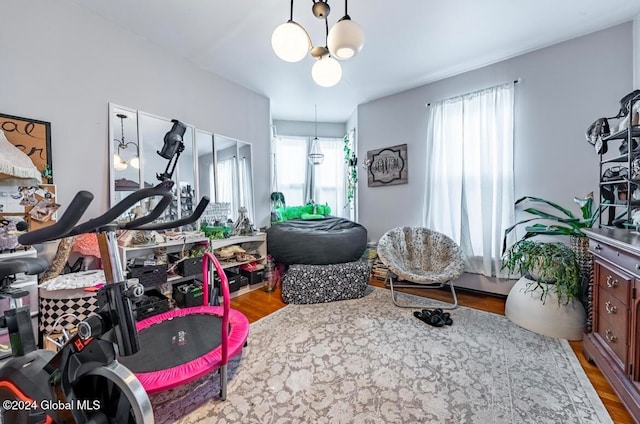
[454,272,516,296]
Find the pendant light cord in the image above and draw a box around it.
[324,18,329,46]
[314,105,318,138]
[289,0,294,21]
[118,114,126,149]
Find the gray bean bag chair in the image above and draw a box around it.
[267,217,367,265]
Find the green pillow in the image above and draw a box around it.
[301,213,326,220]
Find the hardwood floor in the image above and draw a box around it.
[231,279,634,423]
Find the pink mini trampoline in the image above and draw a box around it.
[118,252,249,398]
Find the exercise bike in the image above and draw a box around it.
[0,119,209,424]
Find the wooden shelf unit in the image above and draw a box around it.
[118,233,267,299]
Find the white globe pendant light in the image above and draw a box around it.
[129,156,140,169]
[272,21,309,63]
[312,55,342,87]
[114,154,127,171]
[327,17,364,60]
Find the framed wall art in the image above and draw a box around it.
[0,113,52,183]
[366,143,408,187]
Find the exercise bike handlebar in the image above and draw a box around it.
[67,182,175,236]
[120,194,174,230]
[133,196,210,231]
[17,191,94,246]
[17,182,209,249]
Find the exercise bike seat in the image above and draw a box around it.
[0,257,48,277]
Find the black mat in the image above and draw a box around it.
[119,314,222,373]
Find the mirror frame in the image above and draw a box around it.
[213,133,256,225]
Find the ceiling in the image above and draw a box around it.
[71,0,640,123]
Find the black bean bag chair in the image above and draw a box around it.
[267,217,367,265]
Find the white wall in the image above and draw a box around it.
[357,23,633,294]
[0,0,271,227]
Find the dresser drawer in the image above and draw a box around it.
[596,289,628,335]
[590,238,640,278]
[597,309,629,366]
[594,260,632,306]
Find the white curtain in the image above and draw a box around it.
[274,136,307,206]
[216,157,237,218]
[423,83,515,277]
[314,138,346,216]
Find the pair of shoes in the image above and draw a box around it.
[413,308,453,327]
[413,310,443,327]
[429,308,453,326]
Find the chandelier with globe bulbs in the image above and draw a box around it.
[271,0,364,87]
[113,113,140,171]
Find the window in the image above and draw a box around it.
[423,83,515,277]
[273,135,347,217]
[274,136,307,206]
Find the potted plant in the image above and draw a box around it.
[502,193,603,315]
[501,240,580,305]
[501,239,587,340]
[502,192,600,253]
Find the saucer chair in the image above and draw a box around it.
[377,227,464,309]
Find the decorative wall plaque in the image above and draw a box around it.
[366,143,408,187]
[0,113,52,183]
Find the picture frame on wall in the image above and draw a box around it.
[0,113,52,183]
[366,143,408,187]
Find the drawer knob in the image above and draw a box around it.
[605,301,617,314]
[605,329,617,343]
[606,275,619,288]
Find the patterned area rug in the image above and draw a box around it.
[151,287,612,424]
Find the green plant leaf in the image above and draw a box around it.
[503,194,598,254]
[501,240,580,305]
[574,196,593,220]
[515,196,576,219]
[520,208,581,224]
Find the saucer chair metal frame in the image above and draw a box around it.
[377,227,464,310]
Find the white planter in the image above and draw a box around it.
[505,277,586,340]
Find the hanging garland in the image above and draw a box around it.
[343,133,357,203]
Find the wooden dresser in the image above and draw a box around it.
[583,228,640,421]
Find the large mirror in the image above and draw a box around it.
[214,134,255,226]
[108,104,197,226]
[108,104,256,230]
